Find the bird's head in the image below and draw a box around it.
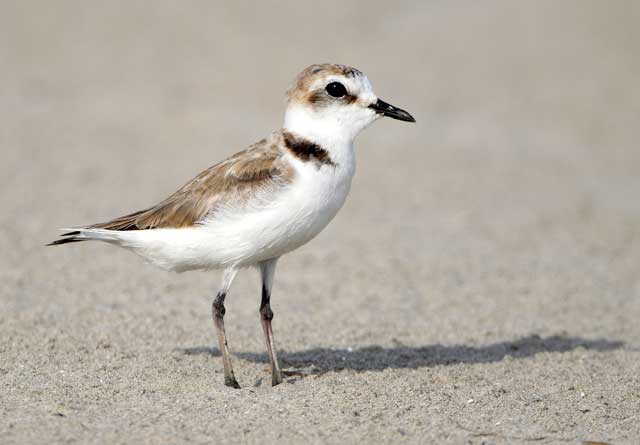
[284,64,415,144]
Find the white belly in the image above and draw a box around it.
[117,156,355,272]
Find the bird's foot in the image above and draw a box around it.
[272,370,284,386]
[281,369,308,377]
[224,374,241,389]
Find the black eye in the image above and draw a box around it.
[325,82,347,98]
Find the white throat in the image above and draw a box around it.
[283,106,352,146]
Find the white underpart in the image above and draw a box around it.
[71,73,382,272]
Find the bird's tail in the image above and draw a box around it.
[47,228,122,246]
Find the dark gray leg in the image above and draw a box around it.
[259,259,283,386]
[212,268,240,388]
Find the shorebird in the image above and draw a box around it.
[49,64,415,388]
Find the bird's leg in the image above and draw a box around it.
[259,258,283,386]
[212,292,239,388]
[260,286,283,386]
[211,267,240,388]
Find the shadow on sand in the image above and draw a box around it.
[178,334,623,372]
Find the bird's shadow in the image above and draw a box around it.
[178,334,624,372]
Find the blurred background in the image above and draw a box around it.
[3,0,639,332]
[1,1,639,443]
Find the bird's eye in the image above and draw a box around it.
[325,82,347,98]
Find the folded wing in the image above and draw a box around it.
[56,134,294,241]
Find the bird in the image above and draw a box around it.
[48,63,415,388]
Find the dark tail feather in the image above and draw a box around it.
[46,231,83,246]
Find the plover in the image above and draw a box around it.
[49,64,415,388]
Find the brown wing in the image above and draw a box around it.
[90,134,293,231]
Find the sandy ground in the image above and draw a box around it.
[2,1,640,444]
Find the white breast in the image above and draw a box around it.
[267,149,357,254]
[209,147,356,266]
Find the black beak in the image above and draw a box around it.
[369,98,415,122]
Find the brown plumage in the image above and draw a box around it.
[89,132,295,231]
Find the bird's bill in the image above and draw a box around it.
[369,98,415,122]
